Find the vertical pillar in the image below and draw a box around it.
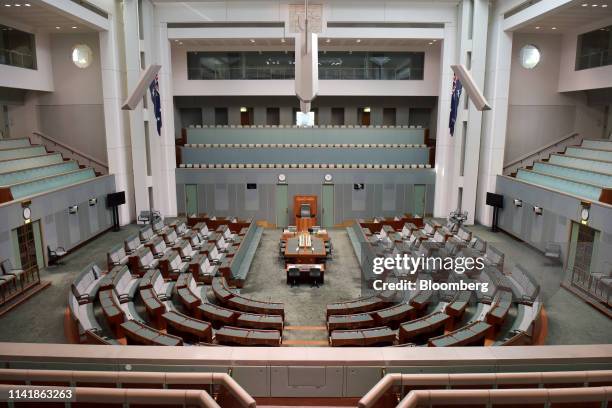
[99,6,135,225]
[123,0,150,217]
[453,0,490,225]
[153,21,178,216]
[476,9,513,226]
[433,22,458,218]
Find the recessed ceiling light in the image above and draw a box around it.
[72,26,77,29]
[592,3,599,6]
[602,4,608,6]
[355,39,361,43]
[249,39,255,43]
[428,42,433,45]
[551,26,557,29]
[14,3,21,6]
[535,26,541,29]
[582,2,588,5]
[325,38,331,43]
[55,26,61,29]
[4,4,11,7]
[280,38,285,43]
[179,42,183,45]
[24,2,30,5]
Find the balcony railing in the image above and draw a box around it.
[188,67,295,80]
[576,48,612,70]
[319,67,423,80]
[188,66,424,80]
[0,48,36,70]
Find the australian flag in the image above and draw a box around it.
[449,73,462,136]
[149,75,162,135]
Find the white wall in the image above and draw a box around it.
[0,17,54,92]
[36,33,107,163]
[505,33,605,164]
[558,16,612,93]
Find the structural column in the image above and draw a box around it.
[123,0,151,218]
[453,0,490,225]
[99,4,135,225]
[154,21,178,216]
[433,21,458,219]
[476,6,513,226]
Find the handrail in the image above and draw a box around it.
[0,369,256,408]
[396,387,611,408]
[31,131,109,174]
[0,384,220,408]
[503,132,581,174]
[358,371,612,408]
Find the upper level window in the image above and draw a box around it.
[186,50,425,80]
[0,24,36,70]
[576,25,612,70]
[318,51,424,80]
[187,51,295,80]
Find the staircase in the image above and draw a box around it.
[31,131,108,175]
[509,138,612,204]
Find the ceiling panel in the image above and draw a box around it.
[0,0,96,33]
[516,1,612,33]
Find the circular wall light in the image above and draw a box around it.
[71,44,93,68]
[519,44,541,69]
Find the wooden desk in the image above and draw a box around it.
[398,312,451,344]
[283,234,327,264]
[215,326,281,346]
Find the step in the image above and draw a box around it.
[582,138,612,151]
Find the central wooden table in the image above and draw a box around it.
[283,234,327,264]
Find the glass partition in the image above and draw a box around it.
[187,51,295,80]
[318,51,424,80]
[187,51,425,80]
[0,24,36,70]
[575,25,612,70]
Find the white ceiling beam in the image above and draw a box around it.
[167,27,286,40]
[38,0,109,31]
[502,0,575,32]
[323,27,445,40]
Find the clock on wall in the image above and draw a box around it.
[580,201,590,225]
[278,174,286,183]
[22,206,31,221]
[324,174,333,183]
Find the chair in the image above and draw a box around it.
[48,246,67,266]
[287,268,300,287]
[309,268,321,288]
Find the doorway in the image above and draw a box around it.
[567,222,598,288]
[321,184,334,228]
[275,184,288,228]
[331,107,345,126]
[358,108,371,126]
[413,184,426,217]
[383,108,396,126]
[185,184,198,216]
[240,107,254,126]
[13,221,43,270]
